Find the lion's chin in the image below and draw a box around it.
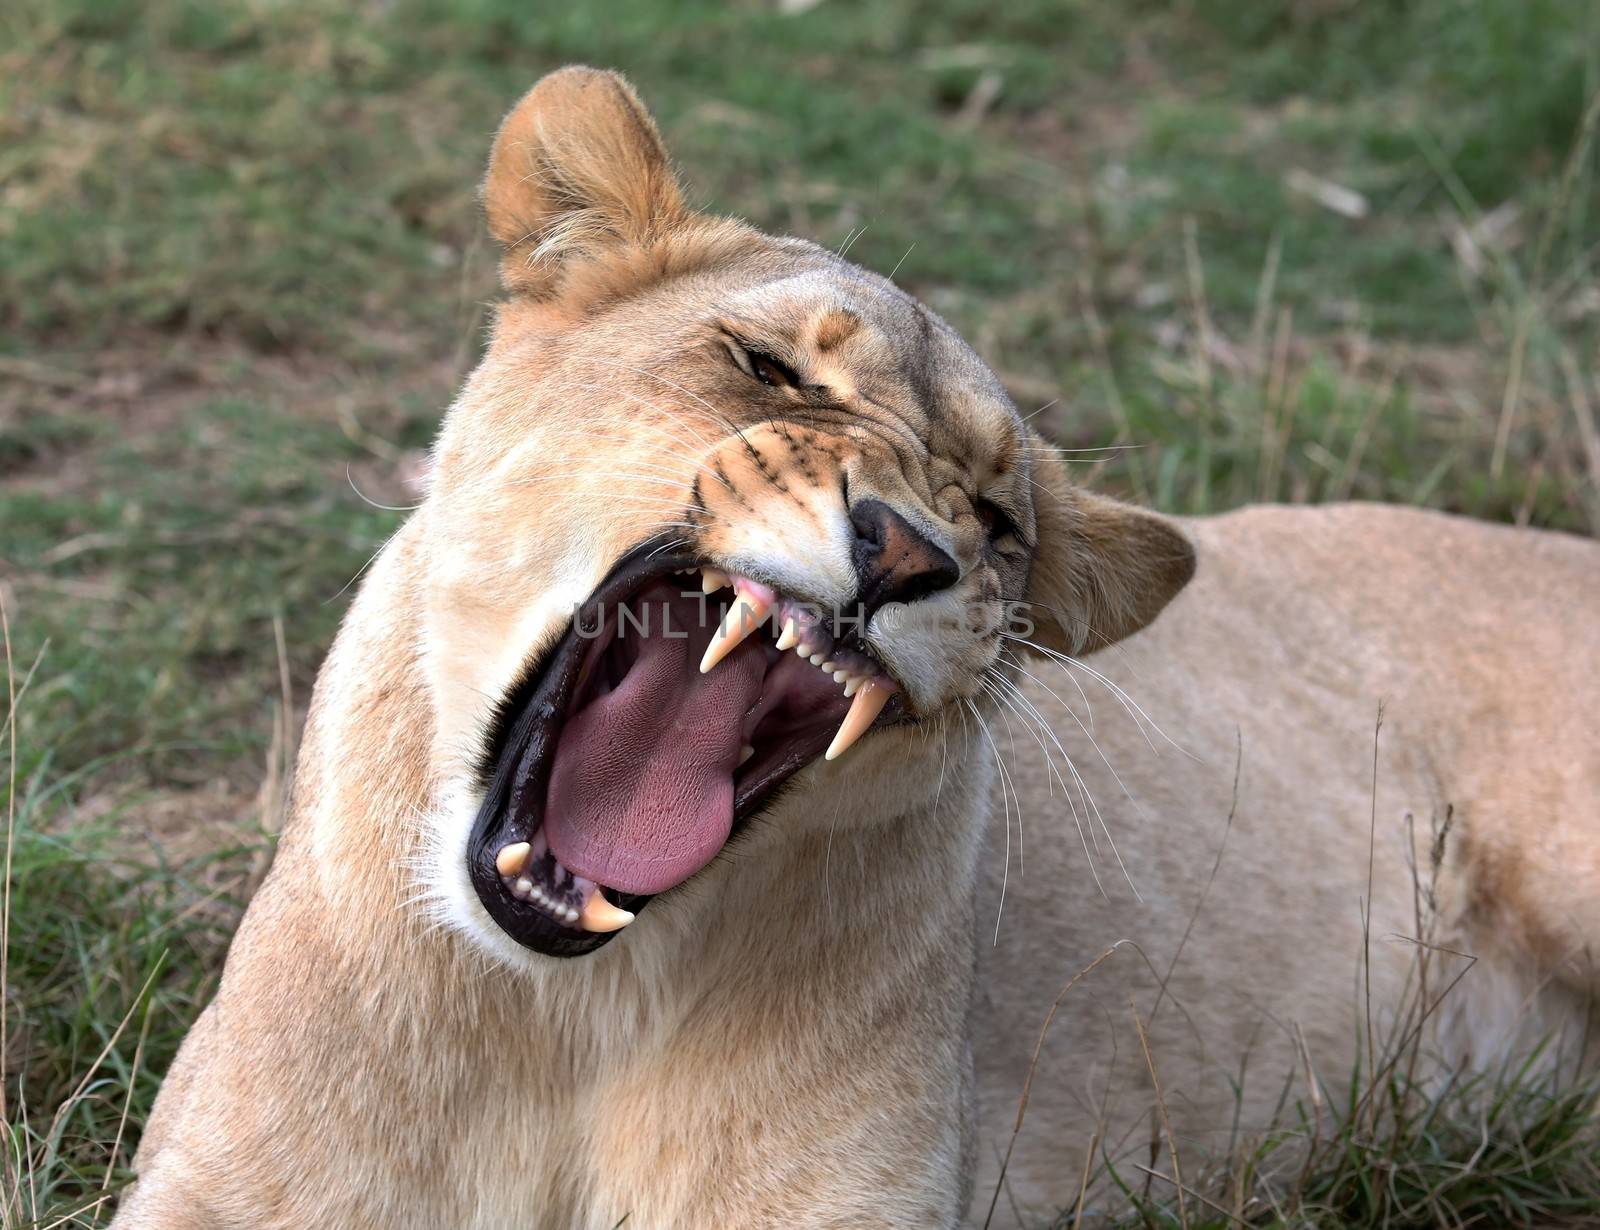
[466,538,904,959]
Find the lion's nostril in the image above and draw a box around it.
[849,499,960,620]
[849,503,884,550]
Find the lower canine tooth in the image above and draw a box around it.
[700,590,773,673]
[825,679,893,761]
[579,890,635,933]
[738,743,755,765]
[496,841,531,877]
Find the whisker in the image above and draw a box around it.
[990,660,1140,898]
[981,669,1106,896]
[965,696,1021,945]
[325,524,404,605]
[978,677,1029,879]
[998,592,1152,687]
[617,365,734,425]
[994,629,1095,725]
[999,633,1189,759]
[982,670,1095,888]
[345,466,421,512]
[644,536,693,562]
[561,384,731,483]
[934,715,950,813]
[551,438,721,487]
[1019,443,1147,456]
[507,472,692,493]
[581,437,725,485]
[615,366,785,474]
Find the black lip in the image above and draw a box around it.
[467,536,905,959]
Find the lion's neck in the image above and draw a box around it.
[286,523,439,915]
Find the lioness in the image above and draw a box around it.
[115,68,1600,1229]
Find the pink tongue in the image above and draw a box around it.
[543,595,767,895]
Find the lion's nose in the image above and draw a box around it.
[849,498,961,618]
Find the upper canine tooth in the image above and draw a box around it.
[496,841,532,877]
[700,590,773,673]
[824,680,893,761]
[775,617,800,651]
[700,568,730,594]
[579,890,636,933]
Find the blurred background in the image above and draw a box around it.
[2,0,1598,1224]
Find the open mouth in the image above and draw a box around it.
[467,539,904,958]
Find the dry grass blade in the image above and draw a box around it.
[1070,1131,1099,1230]
[1558,346,1600,531]
[1145,731,1242,1030]
[1360,702,1384,1139]
[1133,1165,1251,1227]
[1491,88,1600,479]
[1131,1003,1187,1229]
[2,594,19,1230]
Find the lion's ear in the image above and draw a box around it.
[1022,444,1196,657]
[483,67,687,297]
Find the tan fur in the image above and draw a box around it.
[114,70,1600,1229]
[973,503,1600,1224]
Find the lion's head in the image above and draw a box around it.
[412,68,1194,963]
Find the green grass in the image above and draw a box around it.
[1079,1062,1600,1229]
[3,0,1599,1224]
[0,777,258,1226]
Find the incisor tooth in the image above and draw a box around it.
[775,617,800,651]
[700,568,730,594]
[796,642,815,660]
[579,890,635,933]
[809,652,826,666]
[496,842,531,877]
[832,669,849,683]
[824,680,892,761]
[843,677,864,698]
[699,590,773,673]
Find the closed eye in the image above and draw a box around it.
[975,498,1026,549]
[725,338,800,389]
